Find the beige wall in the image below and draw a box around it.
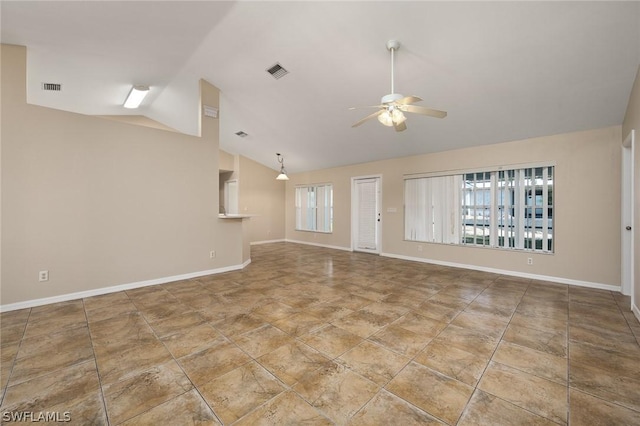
[1,44,244,307]
[237,155,286,243]
[219,149,234,172]
[2,41,631,306]
[622,64,640,314]
[217,151,286,243]
[286,126,622,288]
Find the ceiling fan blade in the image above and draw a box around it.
[402,104,447,118]
[352,110,383,128]
[397,96,422,105]
[394,121,407,132]
[349,105,383,110]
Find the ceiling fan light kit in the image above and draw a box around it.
[351,40,447,132]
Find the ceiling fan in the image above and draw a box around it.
[350,40,447,132]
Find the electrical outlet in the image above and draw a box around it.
[39,270,49,282]
[527,257,533,265]
[210,251,216,259]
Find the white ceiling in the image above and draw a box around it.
[2,1,639,173]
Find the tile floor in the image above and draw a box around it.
[1,242,640,425]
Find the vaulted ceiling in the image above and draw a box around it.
[2,1,639,173]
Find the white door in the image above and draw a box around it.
[352,176,381,253]
[622,131,635,306]
[224,180,238,214]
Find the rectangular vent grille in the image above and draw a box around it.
[266,63,289,79]
[41,83,62,91]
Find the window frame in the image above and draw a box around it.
[295,183,333,233]
[404,162,555,254]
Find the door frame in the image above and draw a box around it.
[622,130,635,309]
[351,175,382,254]
[224,179,238,215]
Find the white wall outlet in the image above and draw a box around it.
[527,257,533,265]
[418,245,423,252]
[210,251,216,259]
[39,270,49,282]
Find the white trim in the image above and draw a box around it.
[622,130,635,305]
[380,252,621,292]
[0,261,251,313]
[632,304,640,324]
[404,161,556,180]
[351,174,382,254]
[284,238,351,252]
[250,239,285,246]
[224,179,239,215]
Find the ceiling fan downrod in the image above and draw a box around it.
[382,40,403,105]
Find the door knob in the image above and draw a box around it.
[626,226,632,231]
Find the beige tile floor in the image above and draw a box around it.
[2,242,640,425]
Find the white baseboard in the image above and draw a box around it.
[5,241,622,312]
[0,260,251,313]
[380,252,621,292]
[284,239,352,252]
[633,302,640,324]
[250,239,285,246]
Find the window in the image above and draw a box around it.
[295,184,333,232]
[405,165,554,253]
[404,175,461,244]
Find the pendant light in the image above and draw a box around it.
[276,153,289,181]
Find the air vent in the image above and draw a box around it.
[41,83,62,91]
[235,131,248,138]
[203,105,218,118]
[266,63,289,79]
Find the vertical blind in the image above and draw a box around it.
[404,175,461,244]
[405,165,553,253]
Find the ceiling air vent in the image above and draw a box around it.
[266,63,289,80]
[41,82,62,91]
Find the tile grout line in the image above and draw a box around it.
[452,277,529,425]
[137,302,226,426]
[0,307,32,409]
[566,289,640,417]
[5,243,639,424]
[81,298,112,426]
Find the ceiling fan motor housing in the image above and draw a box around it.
[381,93,404,104]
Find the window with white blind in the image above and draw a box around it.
[295,184,333,233]
[405,165,554,253]
[404,175,462,244]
